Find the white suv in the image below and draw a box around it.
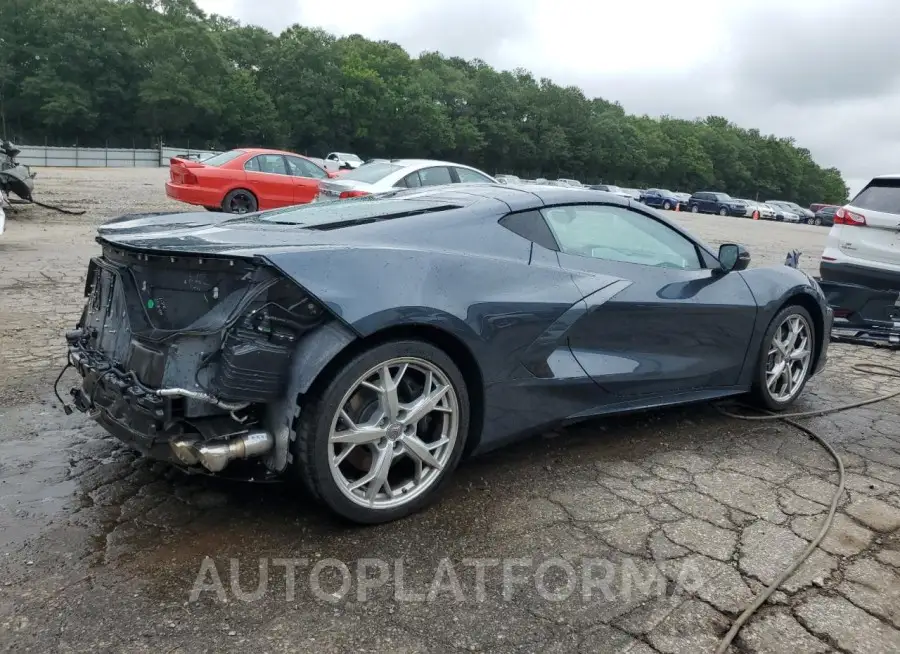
[820,175,900,290]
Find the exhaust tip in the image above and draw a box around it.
[171,439,200,466]
[170,430,273,473]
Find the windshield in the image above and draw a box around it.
[199,150,245,167]
[338,162,404,183]
[338,153,362,162]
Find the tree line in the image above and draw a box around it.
[0,0,849,204]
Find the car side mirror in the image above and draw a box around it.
[718,243,750,272]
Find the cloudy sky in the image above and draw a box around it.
[195,0,900,195]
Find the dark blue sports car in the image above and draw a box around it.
[64,184,832,523]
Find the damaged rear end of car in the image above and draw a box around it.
[65,238,341,478]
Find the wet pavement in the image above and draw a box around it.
[3,345,900,653]
[2,169,900,653]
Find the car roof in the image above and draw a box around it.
[238,147,309,158]
[389,159,478,168]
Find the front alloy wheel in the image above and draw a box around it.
[753,306,815,409]
[292,340,469,523]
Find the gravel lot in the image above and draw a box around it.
[2,168,899,653]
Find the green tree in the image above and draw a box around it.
[0,0,849,205]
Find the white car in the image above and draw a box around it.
[781,210,801,223]
[589,184,634,200]
[740,200,776,220]
[323,152,363,171]
[316,159,497,200]
[757,203,777,220]
[557,178,583,187]
[820,175,900,289]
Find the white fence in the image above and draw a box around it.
[15,144,223,168]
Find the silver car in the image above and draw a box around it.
[767,200,815,224]
[316,159,497,200]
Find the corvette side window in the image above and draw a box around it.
[499,211,559,251]
[541,204,702,270]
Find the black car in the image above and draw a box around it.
[688,192,746,216]
[812,205,838,227]
[63,184,831,524]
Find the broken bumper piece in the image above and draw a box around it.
[66,333,275,472]
[816,278,900,348]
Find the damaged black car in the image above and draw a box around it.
[64,184,831,524]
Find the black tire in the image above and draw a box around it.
[814,217,822,226]
[750,304,816,411]
[691,205,699,213]
[222,189,258,214]
[204,206,222,212]
[718,207,728,216]
[290,339,470,524]
[663,201,672,210]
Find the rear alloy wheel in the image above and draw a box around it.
[663,201,672,210]
[718,207,728,216]
[292,340,469,524]
[752,305,815,410]
[223,189,258,214]
[814,217,822,226]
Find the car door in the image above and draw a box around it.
[285,155,328,204]
[694,193,708,212]
[416,166,454,187]
[243,154,294,208]
[540,202,757,397]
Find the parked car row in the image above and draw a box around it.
[165,148,501,213]
[163,148,840,227]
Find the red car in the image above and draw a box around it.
[165,148,336,214]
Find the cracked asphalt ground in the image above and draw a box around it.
[2,169,900,653]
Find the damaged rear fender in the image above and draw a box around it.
[263,320,357,473]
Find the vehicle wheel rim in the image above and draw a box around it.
[815,218,822,225]
[691,206,698,213]
[720,208,727,215]
[327,356,459,509]
[663,202,670,210]
[229,193,253,214]
[765,314,812,403]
